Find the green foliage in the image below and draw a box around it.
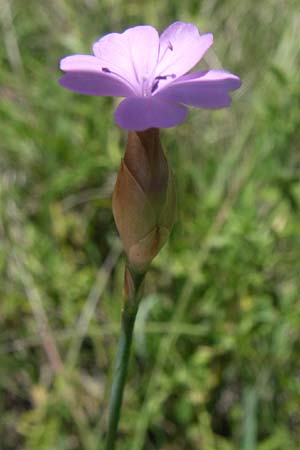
[1,0,300,449]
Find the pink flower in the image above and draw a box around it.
[59,21,241,131]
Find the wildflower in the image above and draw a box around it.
[59,21,241,131]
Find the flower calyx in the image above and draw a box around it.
[112,128,176,274]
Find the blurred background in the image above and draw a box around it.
[1,0,300,449]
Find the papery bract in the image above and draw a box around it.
[59,21,241,131]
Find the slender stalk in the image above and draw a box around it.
[104,268,145,450]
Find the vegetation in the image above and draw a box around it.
[1,0,300,449]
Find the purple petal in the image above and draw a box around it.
[155,22,213,82]
[114,97,188,130]
[59,72,135,97]
[60,54,104,72]
[156,70,241,109]
[93,25,159,94]
[59,55,136,96]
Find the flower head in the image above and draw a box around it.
[59,21,241,131]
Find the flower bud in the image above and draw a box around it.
[112,128,176,273]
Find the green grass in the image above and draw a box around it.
[1,0,300,449]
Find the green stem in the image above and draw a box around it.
[104,268,145,450]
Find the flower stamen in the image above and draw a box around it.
[151,73,176,93]
[101,67,139,94]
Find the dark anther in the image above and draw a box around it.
[151,73,177,93]
[151,80,159,93]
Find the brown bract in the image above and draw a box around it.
[112,128,176,273]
